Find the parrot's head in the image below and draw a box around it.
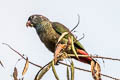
[26,15,49,28]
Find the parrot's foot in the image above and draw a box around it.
[54,44,66,64]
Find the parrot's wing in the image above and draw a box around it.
[52,22,71,35]
[52,22,86,51]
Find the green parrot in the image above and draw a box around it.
[26,15,95,64]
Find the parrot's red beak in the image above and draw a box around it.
[26,20,33,27]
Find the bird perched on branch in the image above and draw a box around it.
[26,14,101,80]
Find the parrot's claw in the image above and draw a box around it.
[54,44,66,64]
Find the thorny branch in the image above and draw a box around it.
[2,43,120,80]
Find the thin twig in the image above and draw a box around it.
[2,43,42,68]
[71,14,80,32]
[92,56,120,61]
[78,33,85,41]
[59,62,120,80]
[67,54,120,61]
[2,43,120,80]
[39,61,52,72]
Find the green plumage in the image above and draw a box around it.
[27,15,86,53]
[26,15,101,74]
[52,22,86,51]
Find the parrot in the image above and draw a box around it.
[26,14,96,64]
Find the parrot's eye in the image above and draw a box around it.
[32,16,40,23]
[28,16,33,21]
[33,16,37,19]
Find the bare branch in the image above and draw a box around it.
[67,54,120,62]
[71,14,80,32]
[2,43,42,68]
[78,33,85,41]
[92,56,120,61]
[2,43,120,80]
[59,62,119,80]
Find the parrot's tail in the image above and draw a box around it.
[76,49,95,64]
[76,49,101,80]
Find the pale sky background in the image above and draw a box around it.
[0,0,120,80]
